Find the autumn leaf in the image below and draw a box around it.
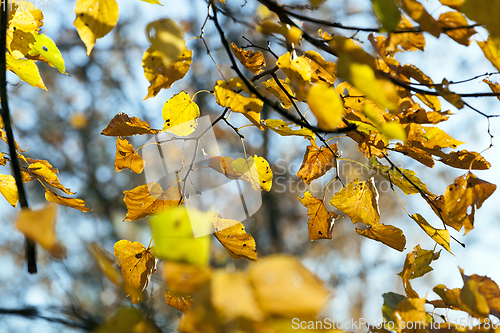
[276,52,312,99]
[411,213,451,253]
[101,112,159,136]
[248,255,330,317]
[113,240,156,303]
[0,153,7,166]
[436,79,464,109]
[477,37,500,72]
[398,250,419,298]
[212,214,257,260]
[394,298,427,331]
[298,190,338,241]
[162,91,200,136]
[165,291,193,312]
[123,183,182,221]
[460,269,490,319]
[163,261,211,294]
[398,0,442,37]
[386,16,426,52]
[0,174,19,207]
[261,79,294,108]
[231,42,266,74]
[115,137,144,174]
[264,119,315,140]
[232,155,273,191]
[26,161,74,195]
[355,223,406,251]
[15,203,66,259]
[439,150,490,170]
[304,50,337,85]
[307,82,345,130]
[141,0,163,5]
[146,18,185,67]
[394,143,435,168]
[433,284,462,310]
[88,243,123,286]
[296,140,337,185]
[143,46,192,100]
[484,78,500,101]
[6,53,46,90]
[27,33,66,74]
[44,189,90,212]
[437,11,476,46]
[460,0,500,38]
[460,268,500,319]
[203,151,241,180]
[444,172,496,234]
[330,178,381,225]
[74,0,119,55]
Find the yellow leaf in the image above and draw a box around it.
[380,122,406,141]
[356,223,406,251]
[307,82,345,130]
[6,53,46,90]
[437,11,476,46]
[44,189,90,212]
[165,291,193,312]
[261,78,294,108]
[330,178,381,225]
[440,0,464,10]
[15,203,66,259]
[231,42,266,75]
[298,190,338,241]
[0,153,7,166]
[276,52,312,85]
[398,250,419,298]
[460,269,500,319]
[398,0,442,37]
[460,273,490,319]
[304,50,336,85]
[113,240,156,303]
[146,18,185,67]
[440,150,490,170]
[115,137,144,174]
[258,21,303,47]
[26,162,74,195]
[163,261,211,294]
[483,78,500,101]
[8,29,35,59]
[142,46,192,100]
[214,78,264,129]
[141,0,163,4]
[411,213,451,253]
[203,151,241,180]
[296,140,337,185]
[386,16,426,52]
[73,0,119,55]
[28,33,66,74]
[0,174,19,207]
[248,255,330,317]
[232,155,272,191]
[265,119,315,139]
[461,0,500,38]
[212,214,257,260]
[407,123,464,151]
[123,183,182,221]
[478,37,500,72]
[394,298,427,331]
[101,112,159,136]
[162,91,200,136]
[444,172,496,234]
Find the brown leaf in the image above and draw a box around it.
[231,42,266,75]
[101,112,159,136]
[296,140,337,185]
[123,183,182,221]
[298,190,338,241]
[212,214,257,261]
[115,137,144,174]
[356,223,406,251]
[439,150,490,170]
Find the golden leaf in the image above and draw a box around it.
[93,307,160,333]
[15,203,66,259]
[0,174,19,207]
[438,11,476,46]
[214,78,264,129]
[73,0,119,55]
[123,183,182,221]
[261,78,294,108]
[212,214,257,260]
[460,269,490,319]
[114,240,156,303]
[394,298,427,331]
[276,52,312,99]
[411,213,451,253]
[398,250,419,298]
[26,162,74,195]
[407,123,464,152]
[478,37,500,72]
[398,246,440,298]
[394,143,435,168]
[146,18,185,66]
[298,190,338,241]
[115,137,144,174]
[162,91,200,136]
[6,53,46,90]
[460,269,500,319]
[143,46,192,100]
[101,112,159,136]
[444,172,496,234]
[0,153,7,166]
[296,140,337,185]
[440,150,490,170]
[231,42,266,75]
[398,0,442,37]
[44,189,90,212]
[165,291,193,313]
[307,82,345,130]
[264,119,315,140]
[202,151,241,180]
[304,50,336,85]
[330,178,381,225]
[163,261,211,294]
[433,284,462,310]
[386,16,426,52]
[232,155,272,191]
[248,255,330,317]
[355,223,406,251]
[483,78,500,101]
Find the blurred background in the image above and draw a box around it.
[1,0,500,331]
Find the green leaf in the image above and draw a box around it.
[28,33,66,74]
[371,0,401,32]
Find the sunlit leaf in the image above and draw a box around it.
[356,223,406,251]
[0,153,7,166]
[115,137,144,174]
[477,37,500,72]
[436,79,464,109]
[231,42,266,75]
[394,298,427,330]
[232,155,272,191]
[399,0,442,37]
[304,50,337,85]
[212,214,257,260]
[276,52,312,99]
[27,161,74,195]
[202,151,241,180]
[113,240,156,303]
[386,16,426,52]
[28,33,66,74]
[382,292,408,323]
[398,250,419,298]
[6,53,46,90]
[439,150,490,170]
[264,119,315,139]
[437,11,476,46]
[123,183,182,221]
[143,46,192,100]
[440,0,464,10]
[0,174,19,207]
[411,213,451,253]
[74,0,119,55]
[44,189,90,212]
[101,112,159,136]
[330,178,381,225]
[298,190,338,241]
[162,91,200,136]
[165,291,193,312]
[146,18,185,66]
[460,272,490,319]
[15,203,66,259]
[394,143,435,168]
[307,82,345,130]
[460,268,500,319]
[296,140,337,185]
[261,78,294,108]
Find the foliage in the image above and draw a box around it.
[1,0,500,332]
